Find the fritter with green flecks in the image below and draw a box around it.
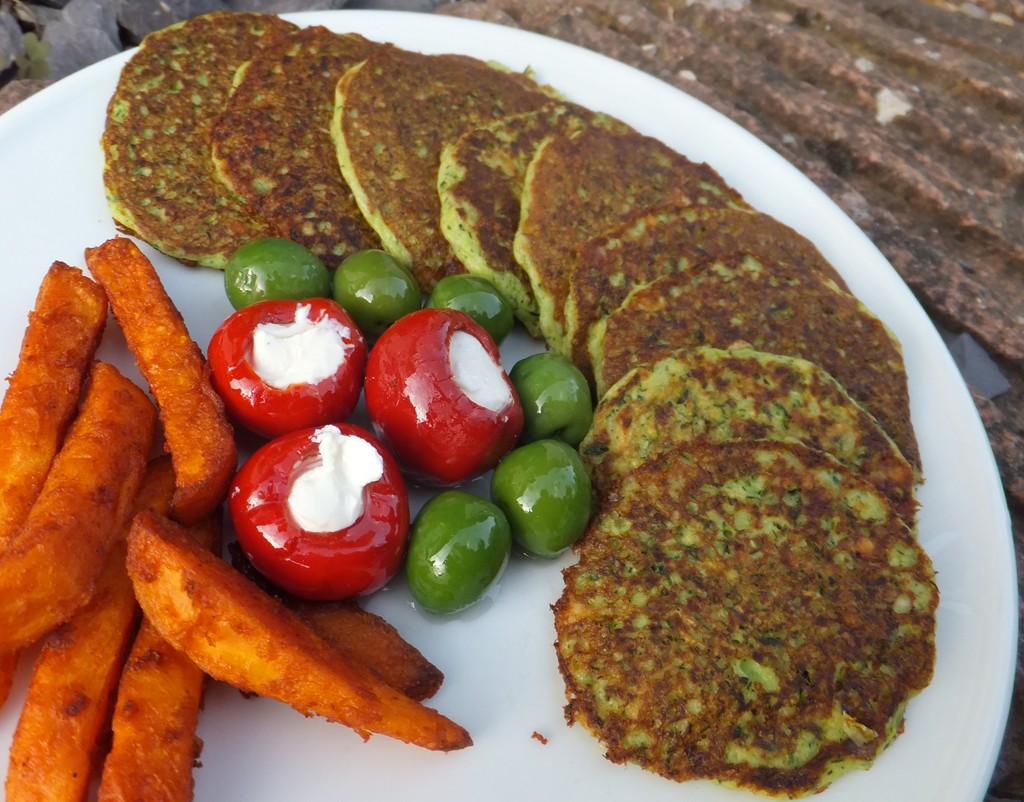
[437,102,625,336]
[581,345,917,523]
[332,48,556,289]
[512,125,744,353]
[102,12,297,268]
[210,26,383,269]
[595,251,920,474]
[567,202,849,380]
[555,440,937,797]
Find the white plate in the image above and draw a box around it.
[0,10,1015,802]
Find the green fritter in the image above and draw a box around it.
[581,345,917,524]
[567,202,849,380]
[332,48,556,289]
[102,11,297,268]
[437,102,625,336]
[512,126,744,353]
[554,440,937,797]
[209,26,382,269]
[595,252,921,475]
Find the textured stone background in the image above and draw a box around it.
[1,0,1021,798]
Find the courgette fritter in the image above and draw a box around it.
[595,252,921,474]
[566,202,849,379]
[513,126,743,353]
[102,12,297,268]
[581,345,917,524]
[210,26,383,268]
[332,47,556,289]
[437,102,624,336]
[554,440,937,797]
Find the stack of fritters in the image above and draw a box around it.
[102,12,298,268]
[99,12,933,797]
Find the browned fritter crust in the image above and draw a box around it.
[334,48,556,288]
[513,125,745,351]
[568,202,849,378]
[210,26,383,268]
[102,12,297,268]
[554,440,937,797]
[581,345,918,524]
[596,252,920,474]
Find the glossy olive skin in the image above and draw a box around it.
[333,249,421,338]
[224,237,331,310]
[405,490,512,614]
[509,351,594,447]
[491,439,592,558]
[426,274,514,344]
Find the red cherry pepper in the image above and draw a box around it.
[228,423,409,600]
[208,298,367,439]
[363,308,523,487]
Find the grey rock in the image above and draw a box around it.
[117,0,229,43]
[223,0,348,10]
[946,331,1011,400]
[42,0,122,81]
[0,9,23,73]
[34,0,76,8]
[345,0,441,8]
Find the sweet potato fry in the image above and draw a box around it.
[126,511,472,752]
[0,361,156,653]
[84,236,237,523]
[98,501,222,802]
[0,261,107,553]
[4,542,139,802]
[288,599,444,702]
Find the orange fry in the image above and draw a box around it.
[4,543,139,802]
[0,362,156,653]
[288,599,444,702]
[84,236,237,523]
[98,503,222,802]
[127,511,472,752]
[0,261,107,552]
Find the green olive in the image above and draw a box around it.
[490,439,592,558]
[509,351,594,447]
[332,249,421,338]
[426,274,514,344]
[224,237,330,310]
[405,491,512,614]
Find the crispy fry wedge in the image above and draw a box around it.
[126,511,472,752]
[98,504,221,802]
[4,542,139,802]
[288,599,444,702]
[0,262,107,553]
[0,361,156,653]
[229,546,445,701]
[84,236,237,523]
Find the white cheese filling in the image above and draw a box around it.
[287,425,384,533]
[252,304,352,389]
[448,330,512,413]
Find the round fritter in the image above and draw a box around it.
[566,202,849,379]
[332,48,556,289]
[581,345,917,524]
[438,102,624,336]
[513,126,744,352]
[210,26,382,269]
[554,440,937,797]
[595,252,921,474]
[102,12,297,268]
